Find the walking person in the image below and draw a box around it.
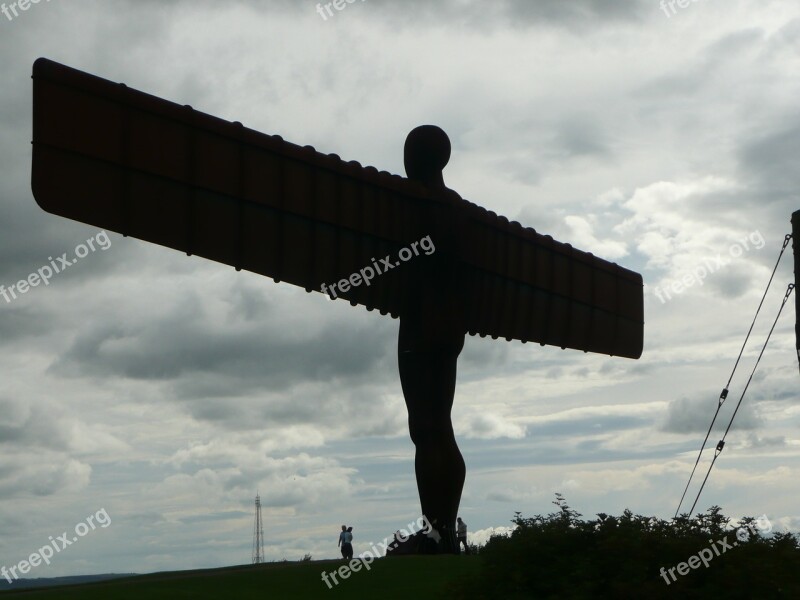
[343,526,354,560]
[456,517,469,554]
[338,525,348,559]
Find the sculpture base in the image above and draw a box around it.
[385,528,461,556]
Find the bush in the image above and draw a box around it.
[448,494,800,599]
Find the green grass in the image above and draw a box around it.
[1,556,479,599]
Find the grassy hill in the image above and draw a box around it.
[0,556,477,599]
[6,501,798,599]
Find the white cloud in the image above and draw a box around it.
[460,411,527,440]
[564,215,628,260]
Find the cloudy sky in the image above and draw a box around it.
[1,0,799,579]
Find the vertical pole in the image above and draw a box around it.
[793,211,800,374]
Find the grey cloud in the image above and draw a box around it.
[660,395,763,434]
[176,381,405,434]
[0,305,51,342]
[155,0,653,31]
[703,27,765,57]
[705,264,758,299]
[527,414,653,439]
[0,451,92,499]
[634,28,764,102]
[546,366,564,380]
[0,398,71,451]
[460,336,511,377]
[486,490,515,502]
[743,433,786,449]
[550,118,612,161]
[738,120,800,200]
[367,0,649,30]
[50,308,396,394]
[178,511,249,524]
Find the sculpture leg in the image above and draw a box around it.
[398,331,465,554]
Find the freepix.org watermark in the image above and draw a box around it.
[659,514,772,585]
[0,230,112,305]
[652,230,765,304]
[316,0,367,21]
[1,0,51,23]
[320,235,435,300]
[321,515,433,590]
[660,0,708,19]
[1,508,111,584]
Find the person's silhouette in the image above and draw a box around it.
[338,525,347,559]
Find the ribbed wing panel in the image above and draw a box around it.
[31,58,643,358]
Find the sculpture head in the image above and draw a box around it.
[404,125,451,189]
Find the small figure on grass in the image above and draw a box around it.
[338,525,347,559]
[456,517,469,554]
[343,526,354,560]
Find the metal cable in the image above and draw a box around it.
[674,234,792,518]
[686,283,795,516]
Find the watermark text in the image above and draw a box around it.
[652,230,764,304]
[660,514,772,585]
[1,0,52,23]
[660,0,708,19]
[321,515,432,589]
[316,0,367,21]
[1,508,111,584]
[1,230,112,305]
[320,235,435,300]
